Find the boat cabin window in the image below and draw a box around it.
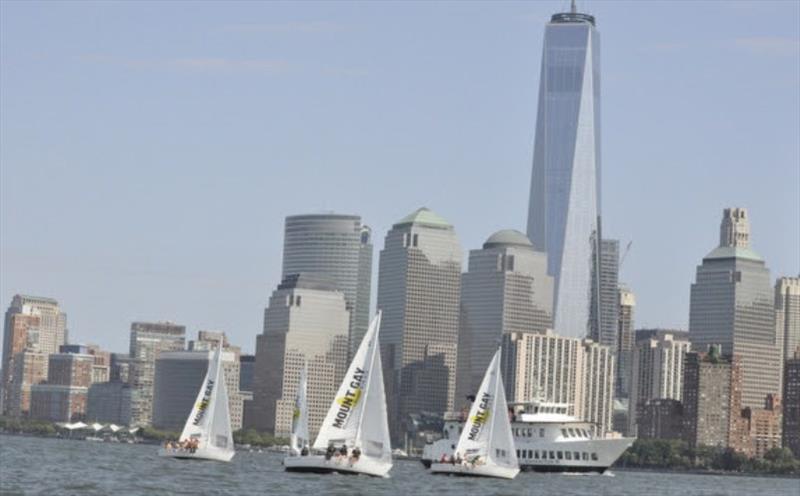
[527,428,532,437]
[565,451,572,460]
[582,452,588,461]
[574,451,580,460]
[591,453,598,461]
[560,428,568,438]
[568,428,576,437]
[549,451,555,459]
[557,451,563,460]
[539,428,545,438]
[533,450,539,459]
[495,449,506,458]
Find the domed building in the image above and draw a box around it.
[454,229,554,405]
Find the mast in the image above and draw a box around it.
[571,0,577,14]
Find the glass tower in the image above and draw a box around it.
[526,6,601,339]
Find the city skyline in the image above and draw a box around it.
[1,1,799,355]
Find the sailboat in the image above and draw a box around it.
[284,312,392,477]
[430,348,519,479]
[158,343,235,462]
[289,364,309,455]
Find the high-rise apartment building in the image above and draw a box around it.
[638,399,684,440]
[775,277,800,359]
[377,207,462,442]
[628,329,690,436]
[152,349,241,431]
[616,286,635,398]
[252,274,349,439]
[282,214,373,356]
[783,354,800,457]
[6,350,48,418]
[526,5,601,340]
[87,382,132,425]
[2,295,67,413]
[455,230,553,404]
[128,321,186,426]
[502,330,615,435]
[682,348,745,450]
[689,208,781,409]
[590,239,619,350]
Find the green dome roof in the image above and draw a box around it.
[394,207,451,228]
[483,229,533,249]
[704,246,763,262]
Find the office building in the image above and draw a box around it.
[128,321,186,426]
[502,330,615,435]
[6,350,48,418]
[616,286,635,398]
[3,294,67,358]
[377,207,462,441]
[590,239,619,351]
[526,4,601,339]
[252,274,349,439]
[456,229,553,404]
[152,349,240,431]
[87,382,132,425]
[776,277,800,359]
[282,214,373,355]
[689,208,781,409]
[628,330,690,436]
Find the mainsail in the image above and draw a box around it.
[290,364,309,453]
[179,344,233,452]
[313,312,391,463]
[455,348,518,469]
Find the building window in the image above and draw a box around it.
[413,234,419,247]
[295,296,301,307]
[507,255,515,271]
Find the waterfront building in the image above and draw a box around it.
[740,394,782,459]
[3,294,67,358]
[590,239,619,352]
[638,399,684,440]
[282,213,373,356]
[128,321,186,426]
[689,208,781,409]
[87,382,132,425]
[628,329,690,436]
[152,349,240,431]
[783,354,800,457]
[61,344,110,384]
[775,277,800,359]
[502,330,615,435]
[377,207,462,441]
[455,229,553,404]
[29,351,94,422]
[526,4,601,340]
[110,353,133,383]
[616,286,635,398]
[682,347,744,449]
[186,331,244,430]
[6,350,48,418]
[252,273,349,439]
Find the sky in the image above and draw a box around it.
[1,0,798,355]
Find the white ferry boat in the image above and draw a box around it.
[422,400,633,473]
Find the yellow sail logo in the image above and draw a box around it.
[467,392,492,441]
[336,387,362,408]
[332,367,366,428]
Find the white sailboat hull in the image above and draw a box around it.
[284,454,391,478]
[158,447,235,463]
[430,462,519,480]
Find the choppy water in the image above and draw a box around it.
[0,434,797,496]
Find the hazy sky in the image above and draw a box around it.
[1,0,798,355]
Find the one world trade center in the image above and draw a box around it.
[526,2,601,339]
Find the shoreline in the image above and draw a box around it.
[612,465,800,479]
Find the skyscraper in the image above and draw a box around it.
[455,229,553,404]
[252,273,349,439]
[590,240,619,351]
[282,214,373,356]
[377,207,462,442]
[775,276,800,359]
[783,353,800,457]
[128,321,186,426]
[689,208,781,409]
[616,286,635,397]
[628,329,691,436]
[526,4,601,340]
